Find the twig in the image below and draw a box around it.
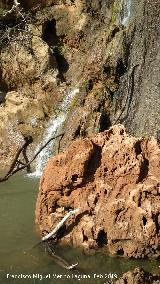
[42,208,81,241]
[4,0,20,16]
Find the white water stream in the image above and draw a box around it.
[120,0,132,26]
[30,88,79,177]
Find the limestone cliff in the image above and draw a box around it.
[36,125,160,258]
[0,0,159,169]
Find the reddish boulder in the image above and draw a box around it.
[35,125,160,258]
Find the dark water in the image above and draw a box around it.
[0,175,159,284]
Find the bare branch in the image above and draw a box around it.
[0,0,33,49]
[42,208,81,241]
[0,133,64,182]
[4,0,20,16]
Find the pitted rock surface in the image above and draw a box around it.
[36,125,160,258]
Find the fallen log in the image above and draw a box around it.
[42,208,80,241]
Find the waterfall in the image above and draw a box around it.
[120,0,132,26]
[29,88,79,177]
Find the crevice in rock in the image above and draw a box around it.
[152,214,159,234]
[116,59,127,80]
[96,230,108,247]
[73,125,81,139]
[42,19,59,46]
[53,46,69,75]
[137,191,142,207]
[99,112,111,132]
[82,230,88,242]
[137,158,149,183]
[42,19,69,80]
[134,141,142,156]
[142,216,147,226]
[84,143,102,182]
[107,26,120,44]
[94,194,99,205]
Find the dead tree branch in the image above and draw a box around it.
[0,0,33,49]
[42,208,81,242]
[4,0,20,16]
[42,209,80,270]
[0,132,64,182]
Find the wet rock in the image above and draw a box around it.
[106,267,160,284]
[60,83,111,150]
[111,0,160,137]
[36,125,160,258]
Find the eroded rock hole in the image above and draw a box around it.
[42,19,69,76]
[85,144,102,181]
[53,46,69,74]
[71,174,78,182]
[42,19,59,46]
[94,194,99,205]
[104,167,108,173]
[153,214,159,234]
[117,248,124,256]
[108,26,120,43]
[99,112,111,132]
[74,125,81,138]
[138,158,149,183]
[142,216,147,226]
[83,231,88,242]
[96,230,107,247]
[134,141,142,156]
[116,59,127,78]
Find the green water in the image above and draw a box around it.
[0,175,159,284]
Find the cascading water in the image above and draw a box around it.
[30,88,79,177]
[120,0,132,26]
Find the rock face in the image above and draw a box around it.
[36,125,160,258]
[115,0,160,138]
[0,0,159,169]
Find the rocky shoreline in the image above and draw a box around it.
[106,267,160,284]
[36,125,160,259]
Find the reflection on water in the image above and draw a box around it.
[0,175,159,284]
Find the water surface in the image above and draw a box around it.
[0,175,159,284]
